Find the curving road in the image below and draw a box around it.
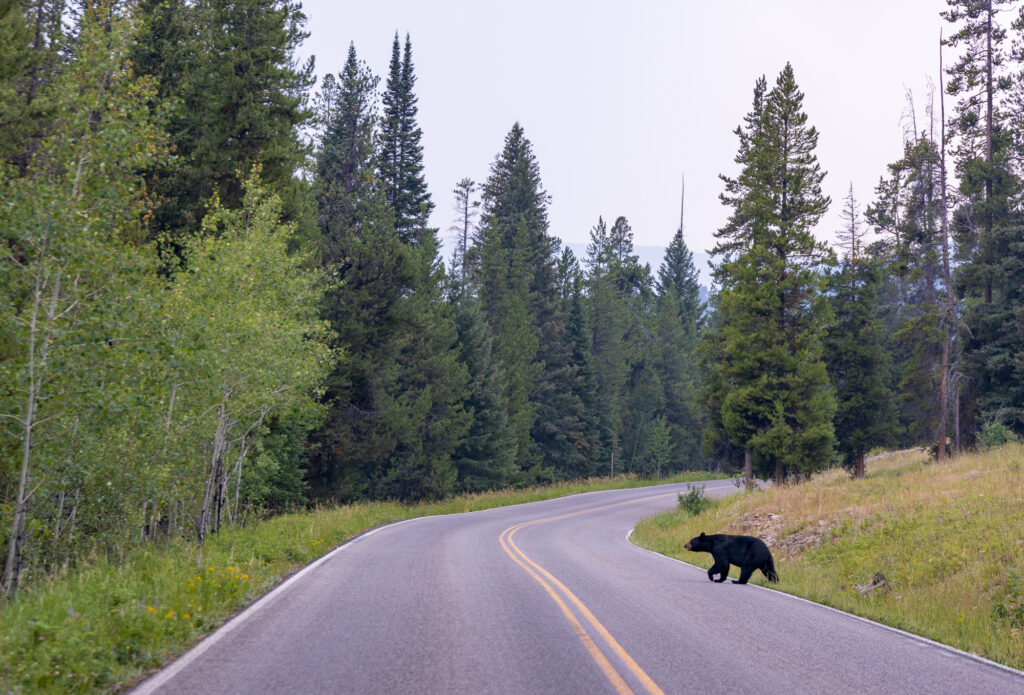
[134,480,1024,694]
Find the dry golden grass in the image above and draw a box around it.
[633,444,1024,669]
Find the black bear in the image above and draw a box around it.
[684,532,778,584]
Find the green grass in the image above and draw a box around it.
[631,445,1024,670]
[0,471,725,693]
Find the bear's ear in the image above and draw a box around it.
[699,532,706,537]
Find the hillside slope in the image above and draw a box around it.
[632,445,1024,670]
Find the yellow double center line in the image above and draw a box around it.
[498,493,673,695]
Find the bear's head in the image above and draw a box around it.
[684,532,709,552]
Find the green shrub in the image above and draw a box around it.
[677,485,710,516]
[977,421,1020,449]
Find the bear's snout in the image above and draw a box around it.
[684,541,692,550]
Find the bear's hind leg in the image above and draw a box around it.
[732,566,754,584]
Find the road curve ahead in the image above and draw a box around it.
[134,481,1024,695]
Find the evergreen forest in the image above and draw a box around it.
[2,0,1023,600]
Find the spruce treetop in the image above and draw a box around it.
[657,228,703,329]
[380,32,432,243]
[764,63,830,244]
[837,183,867,266]
[479,122,551,247]
[713,63,831,289]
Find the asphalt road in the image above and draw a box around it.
[134,481,1024,694]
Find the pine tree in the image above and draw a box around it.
[709,64,836,484]
[378,234,470,500]
[473,123,586,479]
[449,287,517,491]
[448,177,478,280]
[613,222,661,476]
[837,183,867,274]
[654,227,706,469]
[657,228,705,331]
[643,416,672,479]
[307,44,396,500]
[133,0,315,247]
[473,125,542,471]
[0,0,34,170]
[967,212,1024,432]
[942,0,1014,305]
[585,216,628,463]
[558,247,603,475]
[379,32,432,244]
[0,0,63,175]
[584,215,663,475]
[866,136,949,446]
[531,245,589,480]
[654,292,703,470]
[309,44,468,501]
[315,44,378,239]
[832,185,899,472]
[376,34,471,497]
[699,292,747,475]
[943,3,1024,441]
[826,258,898,478]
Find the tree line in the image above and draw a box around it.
[2,0,1022,600]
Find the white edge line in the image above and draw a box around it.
[131,517,422,694]
[626,526,1024,682]
[133,478,727,693]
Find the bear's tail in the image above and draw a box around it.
[763,559,779,583]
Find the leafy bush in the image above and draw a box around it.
[977,420,1020,449]
[678,484,710,516]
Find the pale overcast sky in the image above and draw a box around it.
[300,0,951,264]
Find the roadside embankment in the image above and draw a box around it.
[633,445,1024,670]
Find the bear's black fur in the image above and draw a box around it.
[684,532,778,584]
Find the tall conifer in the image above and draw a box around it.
[655,229,705,468]
[449,286,517,491]
[309,43,468,501]
[133,0,315,247]
[943,2,1024,439]
[585,216,628,463]
[826,258,898,477]
[709,64,836,484]
[473,123,585,479]
[379,33,432,243]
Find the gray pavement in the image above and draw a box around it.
[133,481,1024,694]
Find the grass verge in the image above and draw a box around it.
[631,445,1024,670]
[0,471,725,693]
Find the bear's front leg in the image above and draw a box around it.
[708,560,729,582]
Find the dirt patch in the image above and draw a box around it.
[730,512,837,559]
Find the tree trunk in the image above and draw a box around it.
[984,6,993,304]
[744,448,753,490]
[856,451,865,479]
[774,459,783,487]
[3,268,61,599]
[197,402,229,545]
[938,338,949,464]
[938,32,955,464]
[954,380,962,453]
